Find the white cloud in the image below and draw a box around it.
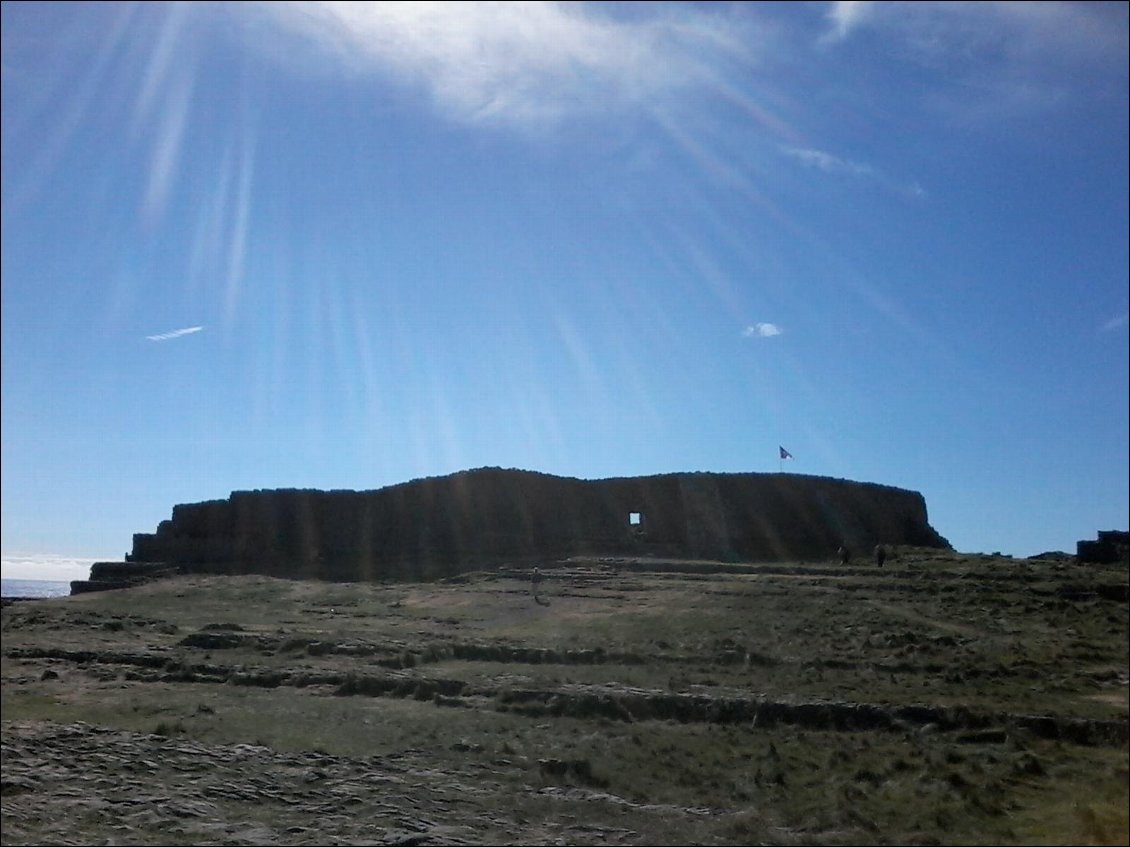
[819,2,1127,74]
[744,322,782,338]
[780,145,926,198]
[815,1,1128,131]
[253,1,737,127]
[1101,312,1129,333]
[821,1,876,44]
[780,145,875,178]
[146,325,204,342]
[1,553,101,582]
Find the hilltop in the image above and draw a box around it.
[3,547,1126,845]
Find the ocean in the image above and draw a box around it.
[1,579,72,599]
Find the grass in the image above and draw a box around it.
[2,548,1127,845]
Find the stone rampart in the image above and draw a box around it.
[1077,530,1130,564]
[125,468,950,582]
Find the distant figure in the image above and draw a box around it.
[838,545,851,565]
[531,567,550,606]
[874,545,887,568]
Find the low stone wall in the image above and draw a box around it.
[126,468,950,582]
[70,562,180,595]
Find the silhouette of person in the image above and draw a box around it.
[838,545,851,565]
[874,545,887,568]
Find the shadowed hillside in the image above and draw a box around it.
[126,468,950,582]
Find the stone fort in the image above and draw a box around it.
[123,467,951,583]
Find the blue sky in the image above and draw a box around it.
[2,1,1127,581]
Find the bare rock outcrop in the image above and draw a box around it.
[125,468,949,583]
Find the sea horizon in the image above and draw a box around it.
[1,579,72,599]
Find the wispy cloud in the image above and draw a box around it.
[821,0,1127,57]
[1101,312,1129,333]
[744,322,782,338]
[820,1,875,44]
[146,325,204,342]
[780,145,875,178]
[780,145,926,198]
[818,1,1127,114]
[253,1,739,128]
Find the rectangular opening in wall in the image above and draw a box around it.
[629,512,646,537]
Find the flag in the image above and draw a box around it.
[779,446,793,460]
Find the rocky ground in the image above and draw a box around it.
[2,547,1127,845]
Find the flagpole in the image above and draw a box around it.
[778,445,791,473]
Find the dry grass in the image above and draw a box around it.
[2,548,1127,845]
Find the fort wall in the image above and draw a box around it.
[126,468,951,582]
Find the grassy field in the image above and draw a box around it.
[2,547,1127,845]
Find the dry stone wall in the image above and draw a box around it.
[1077,530,1130,564]
[127,468,950,582]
